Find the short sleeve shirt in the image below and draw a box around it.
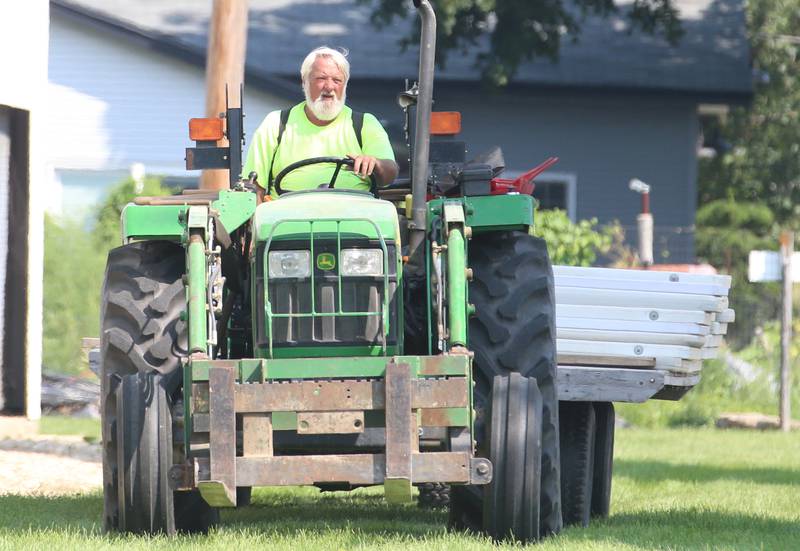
[243,102,395,198]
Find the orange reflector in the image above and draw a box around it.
[189,118,224,141]
[430,111,461,135]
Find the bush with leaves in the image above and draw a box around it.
[694,198,779,348]
[534,208,613,266]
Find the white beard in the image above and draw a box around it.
[304,82,346,121]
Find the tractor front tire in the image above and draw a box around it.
[100,241,216,534]
[483,373,543,542]
[449,231,562,539]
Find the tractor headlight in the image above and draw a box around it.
[268,250,311,278]
[340,249,384,276]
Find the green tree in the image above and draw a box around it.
[42,214,107,374]
[93,176,172,249]
[43,176,173,374]
[695,198,778,348]
[358,0,682,85]
[535,208,612,266]
[698,0,800,226]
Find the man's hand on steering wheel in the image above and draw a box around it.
[347,154,377,179]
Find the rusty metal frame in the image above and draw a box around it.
[195,452,479,486]
[231,377,468,412]
[186,356,486,505]
[197,365,237,507]
[384,361,414,501]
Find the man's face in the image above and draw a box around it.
[304,56,347,121]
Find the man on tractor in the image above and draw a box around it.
[244,46,399,202]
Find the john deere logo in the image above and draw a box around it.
[317,253,336,271]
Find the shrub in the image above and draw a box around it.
[534,209,613,266]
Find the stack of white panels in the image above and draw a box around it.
[553,266,734,393]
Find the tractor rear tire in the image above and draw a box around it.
[591,402,615,518]
[100,241,215,534]
[449,231,562,539]
[559,401,596,527]
[483,373,543,542]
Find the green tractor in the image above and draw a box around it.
[100,0,561,542]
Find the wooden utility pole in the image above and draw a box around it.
[201,0,248,190]
[779,230,794,432]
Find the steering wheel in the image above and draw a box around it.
[272,156,378,198]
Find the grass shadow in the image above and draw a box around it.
[222,487,450,539]
[614,458,800,486]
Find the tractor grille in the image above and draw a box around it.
[255,240,399,349]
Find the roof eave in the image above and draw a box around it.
[50,0,298,99]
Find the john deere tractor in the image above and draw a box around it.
[100,0,561,542]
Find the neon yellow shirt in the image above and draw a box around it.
[243,102,395,198]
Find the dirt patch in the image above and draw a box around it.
[0,449,101,496]
[0,415,38,438]
[0,423,102,496]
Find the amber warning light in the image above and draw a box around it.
[189,118,224,141]
[430,111,461,135]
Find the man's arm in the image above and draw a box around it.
[348,154,399,187]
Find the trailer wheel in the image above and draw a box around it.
[559,401,596,527]
[100,241,215,533]
[482,373,543,542]
[449,231,562,539]
[236,487,253,507]
[591,402,615,518]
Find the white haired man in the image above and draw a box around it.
[244,47,399,202]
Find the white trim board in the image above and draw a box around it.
[711,322,728,335]
[704,335,724,348]
[556,339,703,360]
[554,275,729,296]
[557,328,708,348]
[556,316,710,335]
[664,374,701,387]
[556,354,703,375]
[716,309,736,323]
[555,287,728,313]
[553,265,731,287]
[554,304,714,324]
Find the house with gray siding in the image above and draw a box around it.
[49,0,752,262]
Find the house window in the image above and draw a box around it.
[505,170,577,220]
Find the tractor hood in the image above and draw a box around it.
[253,190,400,243]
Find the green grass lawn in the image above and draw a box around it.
[38,415,101,442]
[1,427,797,550]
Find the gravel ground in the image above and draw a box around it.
[0,448,102,496]
[0,417,102,496]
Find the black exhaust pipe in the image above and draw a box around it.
[408,0,436,265]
